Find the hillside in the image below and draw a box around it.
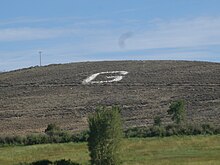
[0,60,220,135]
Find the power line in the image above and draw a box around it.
[39,51,42,66]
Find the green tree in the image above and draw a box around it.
[167,100,186,124]
[45,123,61,136]
[88,106,123,165]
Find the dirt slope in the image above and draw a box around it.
[0,60,220,135]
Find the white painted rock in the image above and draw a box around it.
[82,71,129,84]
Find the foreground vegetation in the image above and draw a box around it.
[1,104,219,165]
[1,123,220,146]
[1,101,219,146]
[88,106,123,165]
[0,135,219,165]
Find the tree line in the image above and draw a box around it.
[12,100,220,164]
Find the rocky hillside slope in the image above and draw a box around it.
[0,60,219,135]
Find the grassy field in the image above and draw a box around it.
[0,135,220,165]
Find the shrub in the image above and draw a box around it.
[54,159,80,165]
[201,123,215,134]
[31,159,53,165]
[125,127,147,138]
[214,126,220,134]
[4,136,15,144]
[60,132,72,143]
[49,135,62,143]
[18,159,80,165]
[17,163,30,165]
[72,130,89,142]
[45,124,61,137]
[149,126,166,137]
[168,100,185,124]
[88,106,123,165]
[26,135,37,145]
[186,124,203,135]
[14,136,25,144]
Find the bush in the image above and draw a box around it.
[26,134,46,145]
[214,126,220,134]
[13,136,24,144]
[1,123,220,146]
[18,159,80,165]
[45,124,61,137]
[201,123,215,134]
[168,100,185,124]
[17,163,30,165]
[125,127,147,138]
[124,123,220,138]
[54,159,80,165]
[31,160,53,165]
[149,126,166,137]
[59,132,72,143]
[186,124,203,135]
[88,106,123,165]
[4,136,15,144]
[72,130,89,142]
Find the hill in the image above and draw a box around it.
[0,60,219,135]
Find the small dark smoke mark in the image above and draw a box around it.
[118,32,133,48]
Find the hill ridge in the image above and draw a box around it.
[0,60,219,135]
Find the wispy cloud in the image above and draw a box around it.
[0,16,114,28]
[0,17,114,41]
[53,16,220,54]
[0,27,77,41]
[0,17,88,26]
[1,16,220,70]
[1,16,220,46]
[127,17,220,50]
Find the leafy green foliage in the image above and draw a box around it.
[124,123,220,138]
[31,160,53,165]
[1,123,220,146]
[17,159,80,165]
[45,123,61,136]
[88,106,123,165]
[168,100,185,124]
[72,130,89,142]
[54,159,80,165]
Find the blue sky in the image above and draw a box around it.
[1,0,220,71]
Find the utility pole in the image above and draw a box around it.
[39,51,42,66]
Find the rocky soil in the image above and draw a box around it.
[0,60,219,135]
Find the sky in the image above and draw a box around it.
[0,0,220,71]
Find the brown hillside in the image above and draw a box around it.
[0,60,220,135]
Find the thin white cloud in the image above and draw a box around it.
[0,17,88,26]
[0,18,115,42]
[127,17,220,50]
[0,27,83,41]
[0,16,114,28]
[1,16,220,45]
[69,17,220,54]
[1,16,220,70]
[49,17,220,55]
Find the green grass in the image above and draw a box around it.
[0,135,220,165]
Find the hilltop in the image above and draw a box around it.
[0,60,219,135]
